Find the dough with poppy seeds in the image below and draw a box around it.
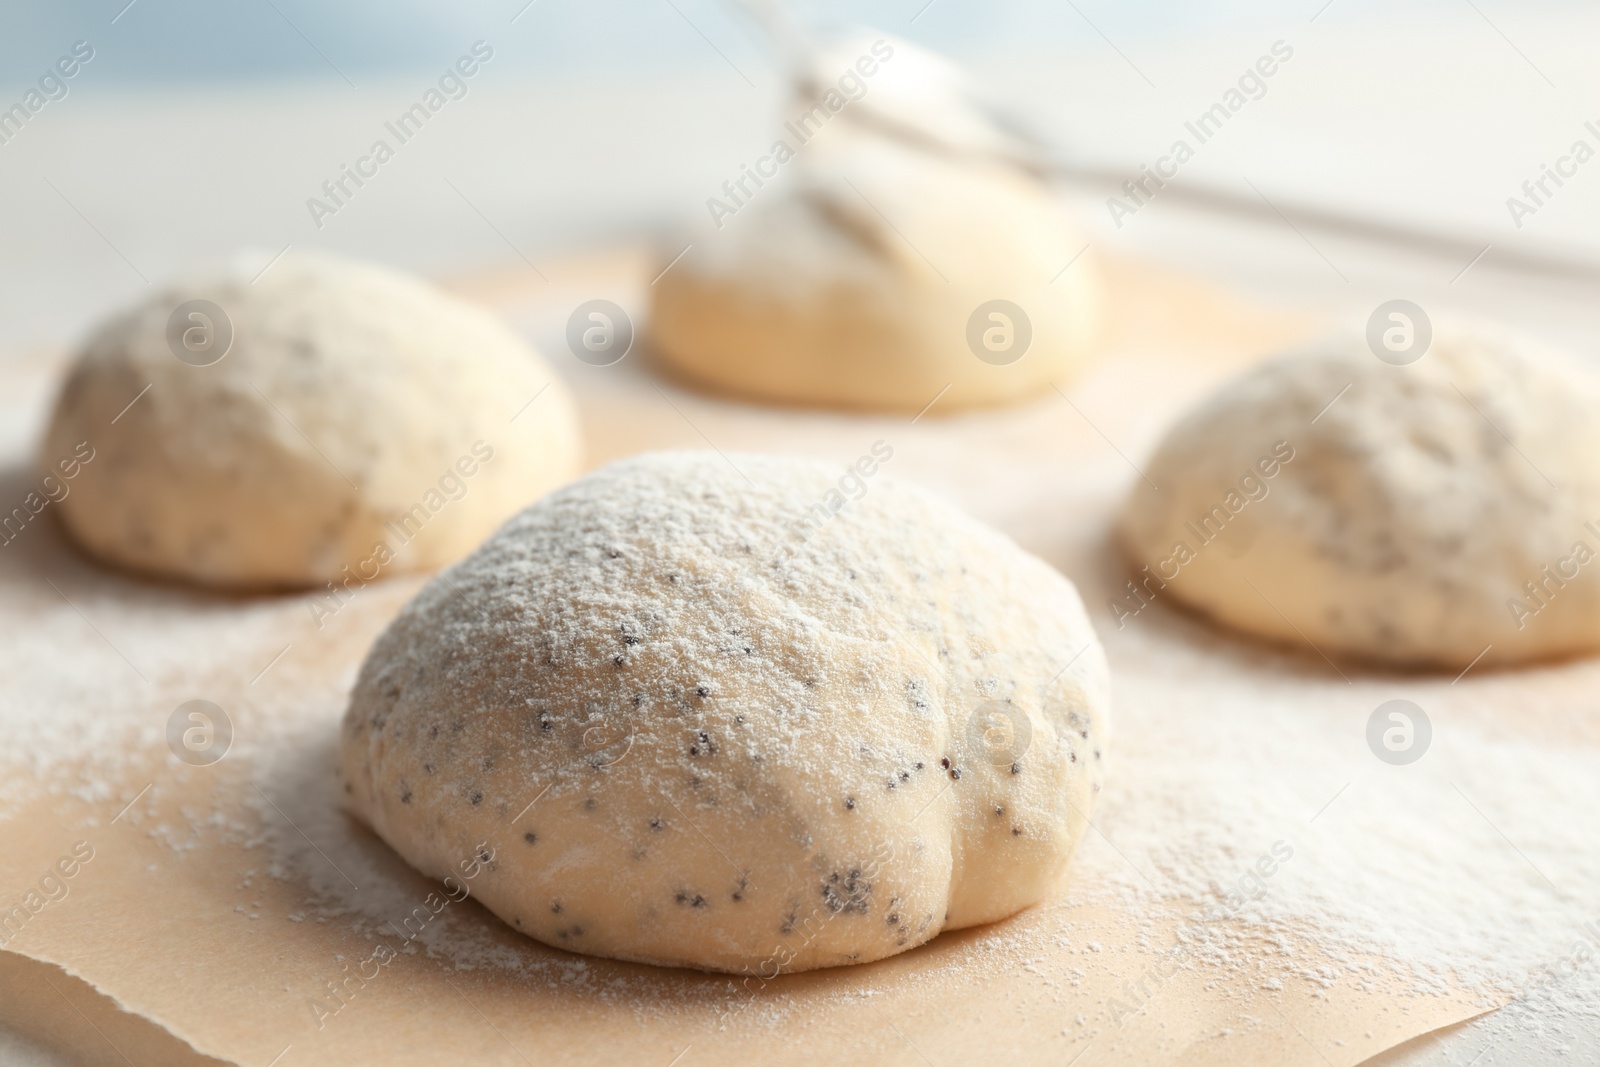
[646,127,1102,413]
[40,251,580,589]
[1119,324,1600,668]
[341,452,1109,973]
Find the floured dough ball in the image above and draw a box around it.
[342,452,1109,973]
[41,251,581,589]
[647,36,1102,413]
[1119,323,1600,668]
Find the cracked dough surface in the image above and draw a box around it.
[1120,324,1600,668]
[40,251,580,589]
[341,451,1109,973]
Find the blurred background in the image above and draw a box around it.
[3,7,1598,1064]
[3,0,1600,366]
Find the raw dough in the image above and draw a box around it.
[647,36,1102,414]
[40,251,581,589]
[341,451,1109,973]
[1119,324,1600,668]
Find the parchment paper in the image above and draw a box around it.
[0,250,1502,1066]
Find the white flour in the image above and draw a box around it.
[5,346,1600,1059]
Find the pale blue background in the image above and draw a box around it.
[0,0,1532,84]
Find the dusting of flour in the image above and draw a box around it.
[5,355,1600,1058]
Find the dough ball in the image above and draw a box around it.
[1119,323,1600,668]
[41,251,581,589]
[647,77,1102,413]
[341,452,1109,973]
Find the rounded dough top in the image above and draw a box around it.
[341,451,1109,973]
[41,251,581,589]
[1119,323,1600,668]
[646,47,1102,414]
